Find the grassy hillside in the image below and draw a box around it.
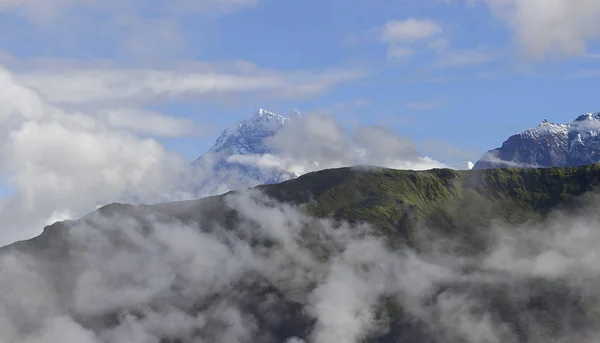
[9,163,600,274]
[5,164,600,343]
[256,164,600,245]
[18,164,600,254]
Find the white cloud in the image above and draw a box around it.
[0,190,409,342]
[2,181,600,341]
[406,100,439,111]
[375,17,498,69]
[0,65,416,246]
[0,66,199,244]
[0,0,87,22]
[228,113,446,175]
[378,18,443,61]
[566,69,600,79]
[0,1,258,64]
[0,0,260,22]
[479,0,600,59]
[583,52,600,59]
[168,0,259,14]
[380,18,442,43]
[432,49,498,68]
[386,46,416,60]
[14,65,367,106]
[96,108,205,138]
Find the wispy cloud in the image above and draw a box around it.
[95,108,208,138]
[375,18,444,61]
[0,0,260,22]
[421,139,480,162]
[566,69,600,79]
[386,46,417,60]
[379,18,443,43]
[369,17,499,71]
[432,49,498,68]
[0,0,262,65]
[583,52,600,59]
[12,63,367,106]
[168,0,260,14]
[405,100,440,111]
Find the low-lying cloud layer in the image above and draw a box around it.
[1,188,600,342]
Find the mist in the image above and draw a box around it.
[1,187,600,342]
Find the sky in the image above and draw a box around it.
[1,0,600,162]
[1,0,600,243]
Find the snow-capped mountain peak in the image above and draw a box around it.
[474,111,600,170]
[244,108,290,128]
[206,108,290,155]
[573,112,600,122]
[191,109,295,196]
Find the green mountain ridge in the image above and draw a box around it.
[22,163,600,247]
[5,164,600,342]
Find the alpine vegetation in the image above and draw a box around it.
[3,166,600,342]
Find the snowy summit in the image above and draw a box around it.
[474,112,600,169]
[190,108,296,195]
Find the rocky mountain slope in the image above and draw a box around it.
[5,164,600,342]
[474,112,600,169]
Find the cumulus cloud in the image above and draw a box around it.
[0,66,205,245]
[227,113,445,175]
[478,0,600,59]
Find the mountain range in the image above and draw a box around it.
[474,112,600,169]
[193,109,600,192]
[7,109,600,342]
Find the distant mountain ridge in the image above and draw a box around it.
[474,112,600,170]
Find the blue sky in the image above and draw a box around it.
[1,0,600,165]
